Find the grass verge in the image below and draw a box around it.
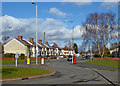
[86,60,120,67]
[2,66,54,79]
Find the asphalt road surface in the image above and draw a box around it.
[2,58,119,86]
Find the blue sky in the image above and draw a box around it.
[2,2,118,24]
[1,1,118,48]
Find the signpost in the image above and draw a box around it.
[15,53,19,67]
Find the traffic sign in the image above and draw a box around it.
[15,53,19,67]
[15,53,19,59]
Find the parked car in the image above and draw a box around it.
[67,55,73,61]
[59,55,63,59]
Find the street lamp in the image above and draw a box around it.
[65,20,74,64]
[32,1,38,64]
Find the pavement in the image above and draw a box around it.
[1,58,119,85]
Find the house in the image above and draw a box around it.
[52,43,62,56]
[44,41,56,56]
[4,36,33,56]
[4,35,76,58]
[109,42,120,57]
[62,46,75,56]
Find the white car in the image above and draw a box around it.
[59,55,63,58]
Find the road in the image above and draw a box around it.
[2,58,119,86]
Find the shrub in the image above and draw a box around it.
[94,53,101,57]
[4,53,15,58]
[19,53,25,60]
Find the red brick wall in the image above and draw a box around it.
[93,57,120,61]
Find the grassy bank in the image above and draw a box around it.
[86,60,120,67]
[2,66,54,79]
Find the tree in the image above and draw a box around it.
[2,36,10,45]
[82,12,118,58]
[73,43,78,54]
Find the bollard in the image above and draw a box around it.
[27,58,30,64]
[73,57,76,64]
[41,58,44,64]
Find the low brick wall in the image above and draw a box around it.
[93,57,120,61]
[1,56,55,60]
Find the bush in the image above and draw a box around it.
[19,53,25,60]
[94,53,101,57]
[104,54,112,57]
[4,53,15,58]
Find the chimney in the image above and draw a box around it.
[53,43,57,46]
[53,43,56,46]
[29,37,33,42]
[18,36,22,40]
[46,41,48,45]
[38,40,42,44]
[65,46,67,49]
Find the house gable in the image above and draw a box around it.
[4,38,25,47]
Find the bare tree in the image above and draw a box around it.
[82,12,118,58]
[2,36,10,45]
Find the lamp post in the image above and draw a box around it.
[65,20,74,64]
[32,1,38,64]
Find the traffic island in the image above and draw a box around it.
[1,66,56,82]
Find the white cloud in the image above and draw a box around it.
[100,0,118,9]
[49,8,66,17]
[1,15,85,47]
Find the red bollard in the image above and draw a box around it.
[73,57,76,64]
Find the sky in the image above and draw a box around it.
[0,0,119,49]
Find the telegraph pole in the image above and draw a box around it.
[41,32,45,64]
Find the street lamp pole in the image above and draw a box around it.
[32,1,38,64]
[65,20,74,64]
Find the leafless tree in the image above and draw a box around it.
[2,36,10,45]
[82,12,118,58]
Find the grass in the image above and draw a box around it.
[86,60,120,67]
[2,66,54,79]
[1,59,39,64]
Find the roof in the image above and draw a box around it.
[110,46,119,50]
[15,38,33,47]
[63,46,72,51]
[52,45,62,50]
[44,44,54,49]
[38,43,46,48]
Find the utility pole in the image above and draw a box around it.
[41,32,45,64]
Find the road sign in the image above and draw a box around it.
[15,53,19,67]
[15,53,19,59]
